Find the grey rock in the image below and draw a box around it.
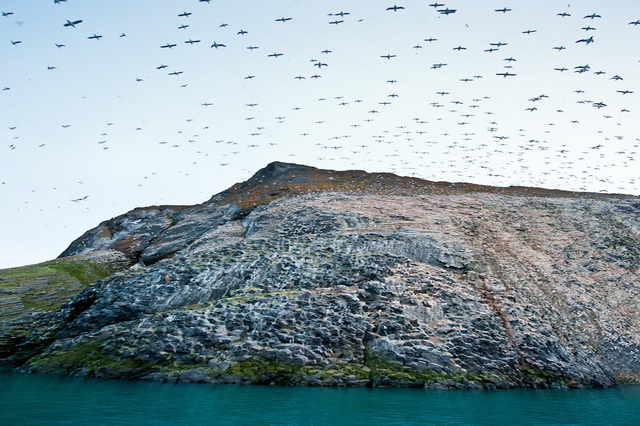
[1,162,639,389]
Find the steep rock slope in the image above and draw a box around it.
[1,162,639,389]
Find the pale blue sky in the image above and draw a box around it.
[1,0,639,268]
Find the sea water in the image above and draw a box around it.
[1,368,639,425]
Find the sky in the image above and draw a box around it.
[1,0,639,269]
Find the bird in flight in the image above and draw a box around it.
[386,5,405,12]
[268,52,284,58]
[438,8,457,14]
[87,34,103,40]
[211,42,226,48]
[496,72,516,77]
[64,19,83,27]
[381,54,396,59]
[429,3,444,7]
[275,17,292,22]
[576,36,594,44]
[495,8,512,13]
[161,43,177,48]
[584,13,602,19]
[178,11,192,18]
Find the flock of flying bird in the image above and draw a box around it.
[2,0,640,212]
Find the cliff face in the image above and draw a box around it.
[1,162,639,389]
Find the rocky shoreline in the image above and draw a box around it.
[2,162,639,389]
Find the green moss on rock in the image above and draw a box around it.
[210,353,511,388]
[28,340,163,379]
[0,257,129,323]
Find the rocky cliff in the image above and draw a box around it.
[1,162,639,389]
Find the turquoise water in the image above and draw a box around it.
[1,369,639,425]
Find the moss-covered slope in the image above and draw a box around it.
[0,251,131,323]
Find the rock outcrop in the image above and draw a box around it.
[1,162,639,389]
